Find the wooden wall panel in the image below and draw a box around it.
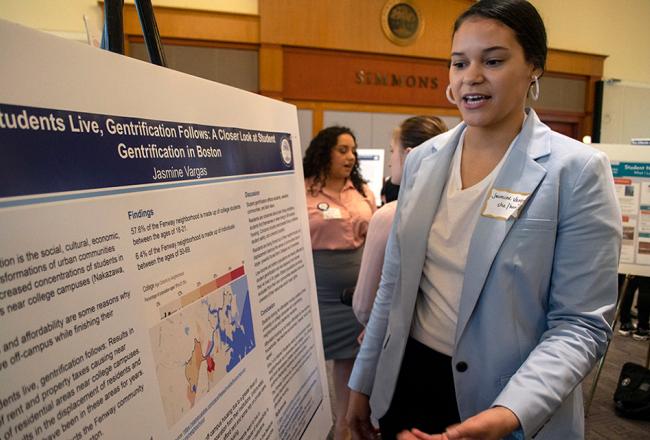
[260,0,472,59]
[259,44,283,98]
[122,4,259,43]
[260,1,605,79]
[290,100,460,116]
[546,49,606,77]
[111,0,606,139]
[283,48,452,107]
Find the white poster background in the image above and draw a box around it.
[357,148,385,206]
[0,20,331,440]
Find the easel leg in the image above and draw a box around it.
[585,273,631,416]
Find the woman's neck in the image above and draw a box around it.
[463,111,526,156]
[458,111,526,189]
[323,176,347,194]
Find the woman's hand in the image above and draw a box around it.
[347,390,380,440]
[397,406,520,440]
[357,328,366,344]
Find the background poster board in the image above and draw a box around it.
[357,148,385,206]
[595,143,650,277]
[599,81,650,144]
[0,20,331,440]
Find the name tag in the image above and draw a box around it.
[482,188,530,220]
[322,207,342,219]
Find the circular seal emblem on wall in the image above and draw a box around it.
[381,0,424,46]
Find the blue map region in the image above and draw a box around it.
[206,276,256,372]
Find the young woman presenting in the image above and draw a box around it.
[347,1,621,439]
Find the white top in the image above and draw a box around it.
[410,131,515,355]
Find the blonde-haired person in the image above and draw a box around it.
[353,116,448,326]
[347,1,621,439]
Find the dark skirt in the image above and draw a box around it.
[313,247,364,360]
[379,337,461,439]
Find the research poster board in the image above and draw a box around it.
[595,143,650,277]
[357,149,385,206]
[0,20,331,440]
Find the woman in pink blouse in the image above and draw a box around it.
[304,126,376,439]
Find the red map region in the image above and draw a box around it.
[206,356,216,373]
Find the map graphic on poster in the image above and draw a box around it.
[150,274,255,427]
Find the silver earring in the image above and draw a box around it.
[530,76,540,101]
[446,85,455,105]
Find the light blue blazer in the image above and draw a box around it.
[349,110,622,439]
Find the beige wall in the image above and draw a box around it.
[0,1,104,39]
[0,0,647,82]
[0,0,256,37]
[127,0,257,15]
[531,0,650,83]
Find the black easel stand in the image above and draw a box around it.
[100,0,167,67]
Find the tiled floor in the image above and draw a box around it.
[583,329,649,439]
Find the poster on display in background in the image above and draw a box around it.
[0,20,331,440]
[357,148,385,206]
[595,143,650,277]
